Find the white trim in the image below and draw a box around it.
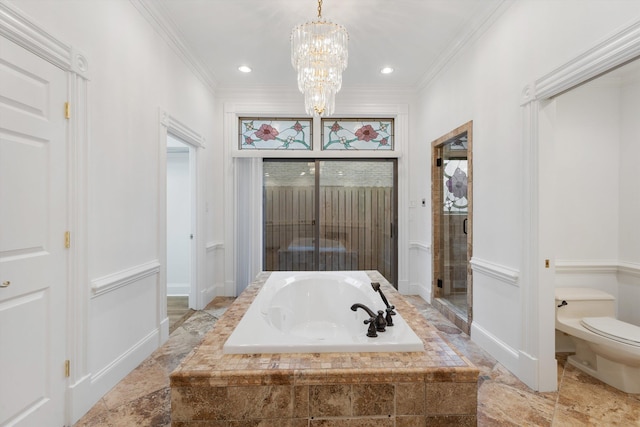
[129,0,216,93]
[618,261,640,278]
[527,20,640,103]
[470,321,520,374]
[555,260,619,274]
[160,109,205,149]
[90,260,161,297]
[206,241,224,251]
[470,257,519,287]
[409,241,431,253]
[555,260,640,278]
[86,328,159,412]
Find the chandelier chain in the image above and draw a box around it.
[317,0,322,18]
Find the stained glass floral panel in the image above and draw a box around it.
[240,118,312,150]
[443,159,468,213]
[322,119,393,150]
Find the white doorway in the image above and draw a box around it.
[166,134,196,315]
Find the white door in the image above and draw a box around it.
[0,36,68,426]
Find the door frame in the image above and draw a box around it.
[261,158,399,286]
[519,20,640,393]
[431,121,473,334]
[166,136,197,308]
[158,110,205,337]
[0,3,90,424]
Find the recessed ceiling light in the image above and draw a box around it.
[380,67,394,74]
[238,65,252,73]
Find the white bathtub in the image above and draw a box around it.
[223,271,425,354]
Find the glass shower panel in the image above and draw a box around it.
[441,141,469,314]
[319,160,396,284]
[263,161,316,271]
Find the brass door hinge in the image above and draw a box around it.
[65,360,70,377]
[64,102,71,119]
[65,231,71,249]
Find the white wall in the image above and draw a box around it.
[411,0,640,389]
[553,79,620,297]
[7,0,218,422]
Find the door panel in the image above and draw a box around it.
[0,36,68,426]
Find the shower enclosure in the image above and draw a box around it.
[431,122,473,334]
[263,159,397,286]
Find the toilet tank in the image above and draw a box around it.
[555,287,615,320]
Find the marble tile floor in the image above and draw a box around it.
[74,295,640,427]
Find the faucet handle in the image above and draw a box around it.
[363,318,378,337]
[385,306,395,326]
[375,310,387,332]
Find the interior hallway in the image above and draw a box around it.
[74,296,640,426]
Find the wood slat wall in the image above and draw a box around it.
[264,186,393,282]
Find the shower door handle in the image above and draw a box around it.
[463,218,468,235]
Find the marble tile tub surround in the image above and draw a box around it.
[75,295,640,426]
[170,271,479,425]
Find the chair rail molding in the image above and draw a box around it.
[470,257,519,287]
[90,260,161,297]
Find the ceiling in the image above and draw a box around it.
[151,0,506,92]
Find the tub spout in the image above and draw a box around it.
[371,282,396,326]
[351,303,386,333]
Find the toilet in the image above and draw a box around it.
[555,287,640,394]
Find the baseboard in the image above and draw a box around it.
[66,374,92,425]
[471,321,519,374]
[198,283,219,310]
[159,316,169,343]
[407,282,430,302]
[397,278,410,294]
[517,350,539,391]
[167,282,190,295]
[86,328,159,414]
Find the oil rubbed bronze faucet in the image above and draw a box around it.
[350,303,387,337]
[371,282,396,326]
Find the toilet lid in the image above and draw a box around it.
[581,317,640,346]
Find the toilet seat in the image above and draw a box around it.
[581,317,640,347]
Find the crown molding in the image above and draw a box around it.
[417,0,511,90]
[523,20,640,104]
[129,0,217,94]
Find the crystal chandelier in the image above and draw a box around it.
[291,0,348,117]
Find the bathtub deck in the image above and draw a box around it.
[170,271,479,426]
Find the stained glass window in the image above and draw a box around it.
[239,118,312,150]
[322,119,393,150]
[443,159,468,213]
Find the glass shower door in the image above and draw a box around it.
[441,149,469,313]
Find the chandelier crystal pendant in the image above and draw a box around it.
[291,0,348,117]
